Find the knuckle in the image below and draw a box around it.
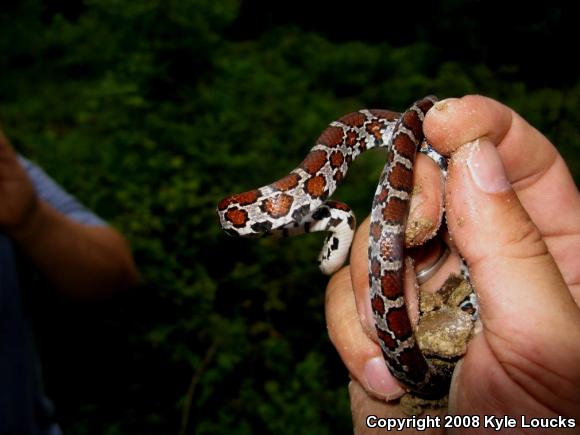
[498,216,547,260]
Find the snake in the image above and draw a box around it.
[217,96,468,398]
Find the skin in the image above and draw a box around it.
[324,95,580,433]
[0,128,139,298]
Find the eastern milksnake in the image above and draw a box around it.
[217,96,472,398]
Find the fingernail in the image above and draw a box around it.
[363,357,404,397]
[432,98,458,112]
[466,139,511,193]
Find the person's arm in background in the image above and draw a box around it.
[0,129,139,298]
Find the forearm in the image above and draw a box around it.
[7,200,139,298]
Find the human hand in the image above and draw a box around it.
[325,95,580,432]
[0,128,39,237]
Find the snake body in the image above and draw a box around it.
[218,96,455,397]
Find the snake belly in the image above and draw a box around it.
[217,96,451,398]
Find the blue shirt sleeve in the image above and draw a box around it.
[18,156,107,227]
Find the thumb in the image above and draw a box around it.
[446,138,580,369]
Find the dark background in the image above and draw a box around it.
[0,1,577,433]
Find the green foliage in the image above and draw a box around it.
[0,1,577,434]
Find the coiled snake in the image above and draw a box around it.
[217,96,476,400]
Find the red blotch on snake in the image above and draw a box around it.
[375,186,389,204]
[217,189,260,210]
[317,126,344,148]
[392,133,417,162]
[370,221,382,241]
[339,112,366,128]
[369,109,399,121]
[388,162,413,192]
[382,196,407,224]
[272,173,300,191]
[304,175,327,198]
[366,119,386,142]
[300,150,328,175]
[386,306,413,340]
[401,109,423,139]
[260,193,294,218]
[371,294,386,316]
[380,271,403,300]
[225,207,249,227]
[376,326,398,351]
[345,130,358,146]
[329,151,344,168]
[327,201,350,211]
